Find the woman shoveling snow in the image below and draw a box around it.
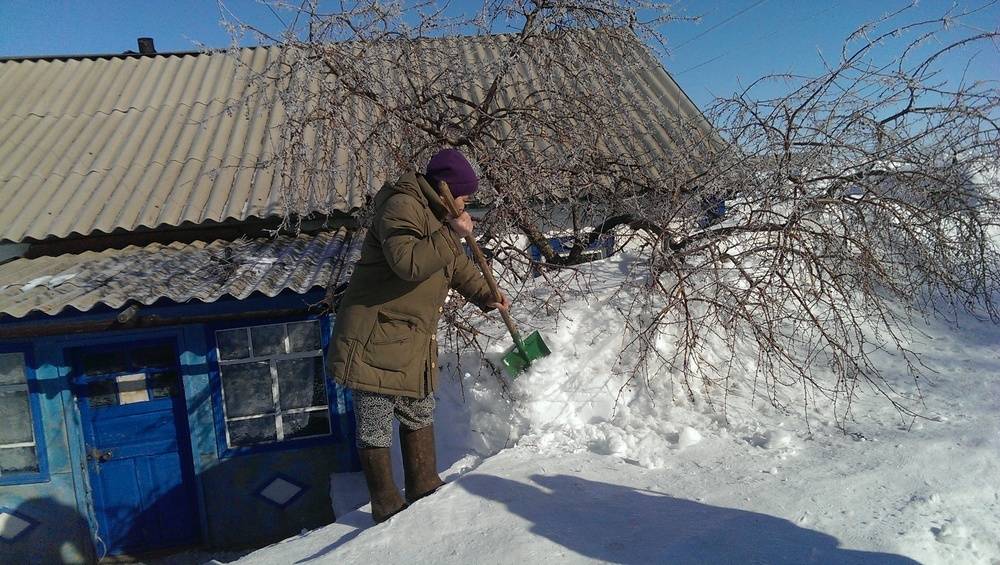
[327,148,511,523]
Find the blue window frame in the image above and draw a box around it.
[207,315,345,457]
[0,348,49,485]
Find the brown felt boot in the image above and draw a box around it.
[358,447,407,523]
[400,424,446,504]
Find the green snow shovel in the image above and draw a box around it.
[438,181,551,377]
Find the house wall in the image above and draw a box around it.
[178,315,358,549]
[0,293,358,562]
[0,341,95,563]
[199,443,353,548]
[0,474,94,563]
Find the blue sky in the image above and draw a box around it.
[1,1,996,110]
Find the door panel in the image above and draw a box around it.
[72,341,200,555]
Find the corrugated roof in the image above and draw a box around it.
[0,229,358,318]
[0,33,715,244]
[0,46,357,243]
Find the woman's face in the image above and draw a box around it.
[454,195,469,212]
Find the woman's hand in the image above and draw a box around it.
[448,212,474,238]
[487,292,512,313]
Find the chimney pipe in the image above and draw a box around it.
[137,37,156,54]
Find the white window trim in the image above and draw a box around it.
[0,442,36,449]
[226,406,328,423]
[215,321,331,448]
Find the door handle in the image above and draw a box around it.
[87,447,113,463]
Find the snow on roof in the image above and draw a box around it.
[0,228,358,318]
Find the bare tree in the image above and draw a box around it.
[623,1,1000,426]
[222,1,1000,427]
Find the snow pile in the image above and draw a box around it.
[19,272,77,292]
[446,252,811,471]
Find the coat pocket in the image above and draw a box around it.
[370,310,420,344]
[362,310,421,372]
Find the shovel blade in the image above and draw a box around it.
[501,330,551,377]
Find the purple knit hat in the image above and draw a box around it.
[426,148,478,197]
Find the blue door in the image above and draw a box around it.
[71,340,201,555]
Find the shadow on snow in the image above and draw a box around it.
[458,473,918,565]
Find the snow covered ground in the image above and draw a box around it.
[229,253,1000,565]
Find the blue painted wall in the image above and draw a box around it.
[0,292,358,562]
[1,335,96,563]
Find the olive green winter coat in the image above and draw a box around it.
[327,171,495,398]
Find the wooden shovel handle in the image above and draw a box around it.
[438,181,526,350]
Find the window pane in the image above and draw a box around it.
[87,380,119,408]
[251,325,286,357]
[221,361,274,418]
[217,329,250,361]
[0,390,34,445]
[282,411,330,440]
[287,321,322,353]
[227,416,277,447]
[276,357,327,411]
[80,351,127,376]
[132,345,175,369]
[0,446,39,474]
[115,374,149,405]
[0,353,26,386]
[149,371,180,399]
